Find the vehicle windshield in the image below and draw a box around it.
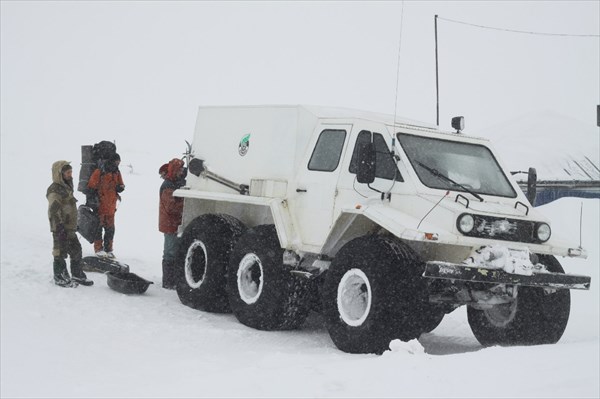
[397,133,517,198]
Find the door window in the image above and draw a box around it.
[349,130,403,181]
[308,129,347,172]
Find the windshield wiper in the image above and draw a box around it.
[416,161,484,202]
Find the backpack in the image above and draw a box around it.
[78,140,117,198]
[92,141,117,164]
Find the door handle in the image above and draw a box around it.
[296,188,307,193]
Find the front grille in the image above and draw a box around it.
[461,215,539,243]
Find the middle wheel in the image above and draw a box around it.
[227,224,310,331]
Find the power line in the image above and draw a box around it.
[438,16,600,38]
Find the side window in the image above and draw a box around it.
[373,133,403,181]
[349,131,402,181]
[308,129,347,172]
[349,131,372,173]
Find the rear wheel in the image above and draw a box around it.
[227,225,310,330]
[467,254,571,346]
[322,235,431,354]
[175,214,245,313]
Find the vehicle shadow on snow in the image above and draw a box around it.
[88,274,485,357]
[418,332,483,355]
[298,312,484,356]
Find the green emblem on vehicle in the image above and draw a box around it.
[238,134,251,156]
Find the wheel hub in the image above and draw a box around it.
[237,253,264,304]
[184,240,207,289]
[484,298,518,327]
[337,268,372,327]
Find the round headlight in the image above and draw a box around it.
[458,214,475,234]
[537,223,551,242]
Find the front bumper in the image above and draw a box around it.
[424,261,591,290]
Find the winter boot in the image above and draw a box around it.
[105,240,115,259]
[94,240,103,254]
[162,260,176,290]
[70,260,94,286]
[53,258,78,288]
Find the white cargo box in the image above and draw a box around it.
[249,179,288,198]
[187,105,320,194]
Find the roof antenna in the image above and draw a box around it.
[392,1,405,130]
[384,1,405,202]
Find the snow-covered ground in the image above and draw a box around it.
[1,146,599,398]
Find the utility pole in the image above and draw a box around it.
[435,14,440,127]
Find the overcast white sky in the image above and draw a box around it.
[1,1,599,160]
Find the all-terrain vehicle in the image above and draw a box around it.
[172,105,591,354]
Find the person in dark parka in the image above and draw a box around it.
[159,158,186,289]
[47,160,93,287]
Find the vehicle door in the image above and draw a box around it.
[291,124,352,249]
[336,123,405,204]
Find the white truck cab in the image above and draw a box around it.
[174,105,590,354]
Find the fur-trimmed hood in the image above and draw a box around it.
[51,160,72,188]
[47,160,77,232]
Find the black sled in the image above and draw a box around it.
[106,271,153,295]
[82,255,130,274]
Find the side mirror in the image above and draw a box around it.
[526,167,537,206]
[188,158,206,177]
[357,143,376,184]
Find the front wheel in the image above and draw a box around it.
[467,254,571,346]
[322,235,430,354]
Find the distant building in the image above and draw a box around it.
[518,179,600,207]
[478,110,599,206]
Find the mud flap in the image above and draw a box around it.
[424,261,591,290]
[82,255,130,274]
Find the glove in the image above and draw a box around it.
[56,224,67,242]
[116,184,125,193]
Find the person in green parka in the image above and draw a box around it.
[47,160,93,287]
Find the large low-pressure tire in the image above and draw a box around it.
[227,224,311,331]
[467,254,571,347]
[322,235,433,354]
[175,214,246,313]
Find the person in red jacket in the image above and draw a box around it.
[158,163,168,180]
[87,153,125,258]
[159,158,186,289]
